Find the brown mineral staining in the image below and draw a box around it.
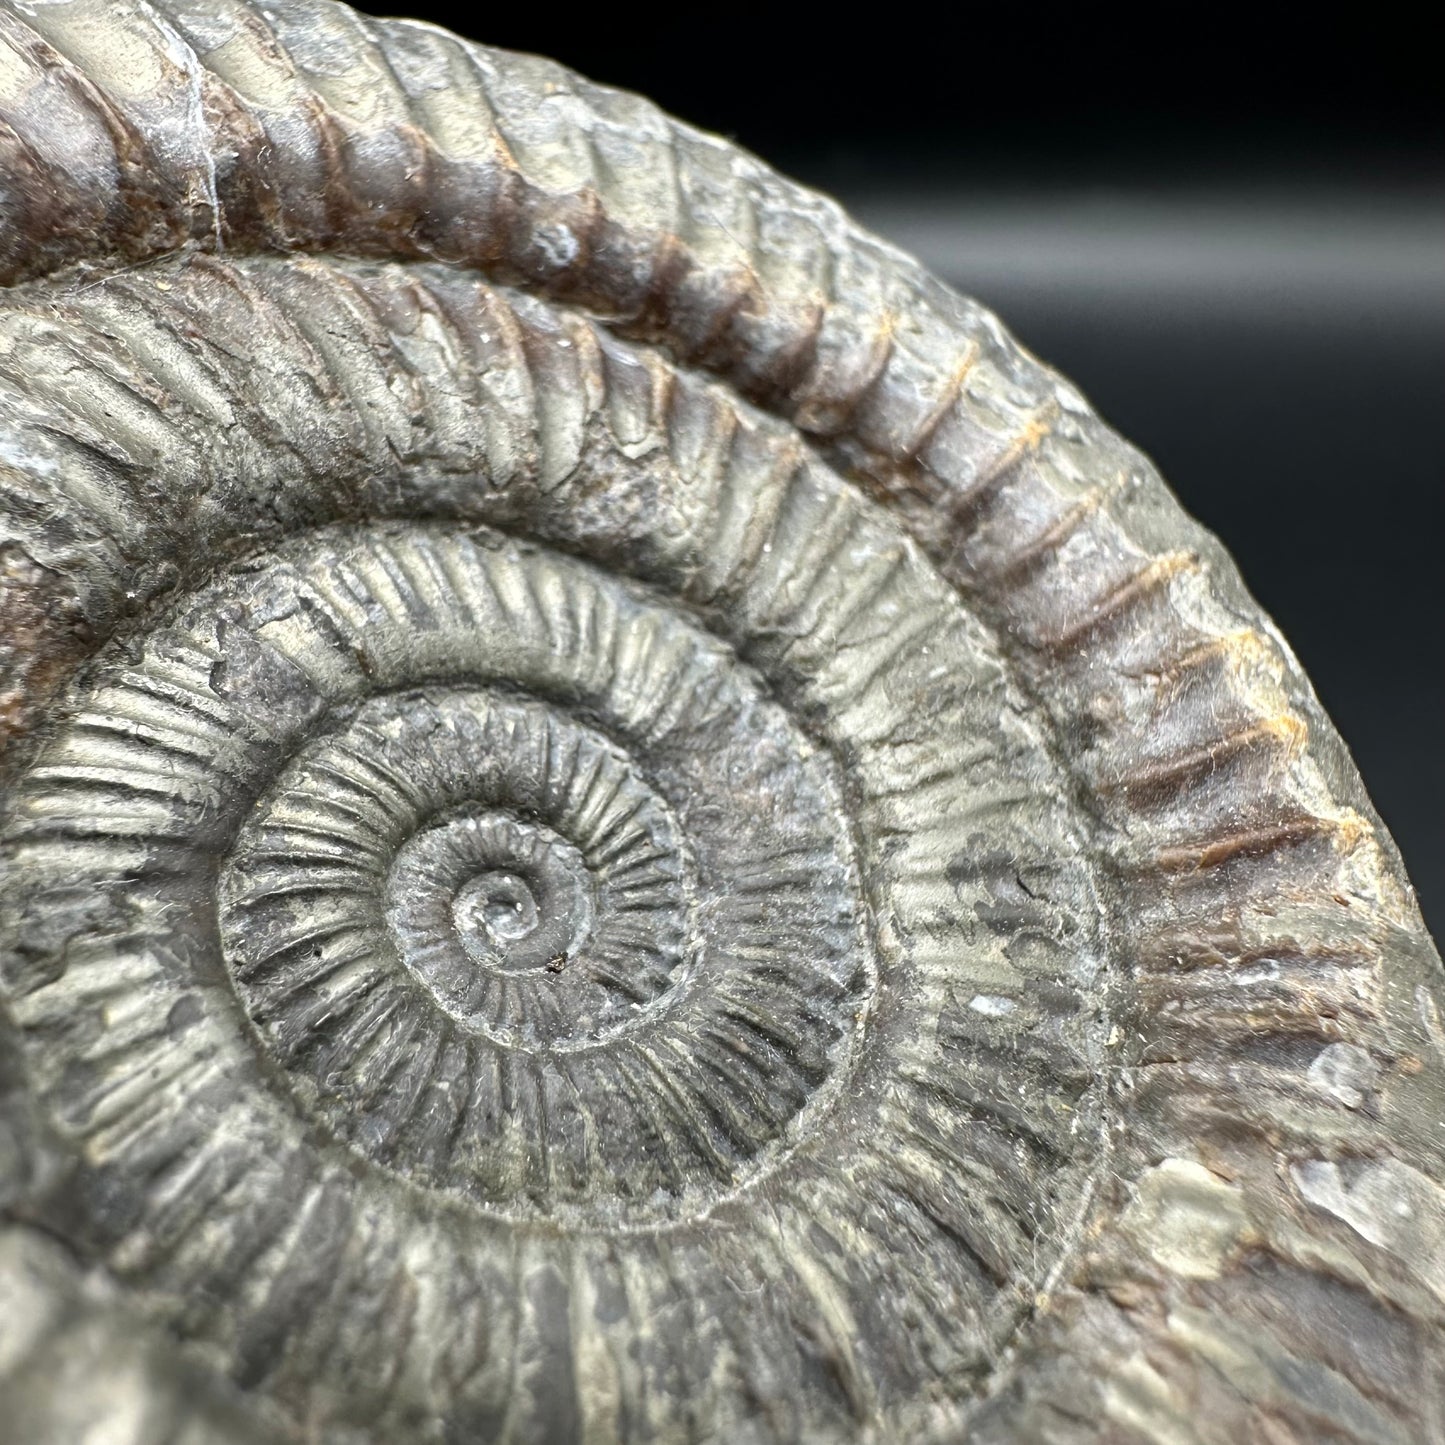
[0,3,1439,1443]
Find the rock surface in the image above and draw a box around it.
[0,3,1440,1440]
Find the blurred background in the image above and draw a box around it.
[366,6,1444,939]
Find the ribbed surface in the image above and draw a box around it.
[0,5,1441,1443]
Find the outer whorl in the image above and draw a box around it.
[0,4,1440,1442]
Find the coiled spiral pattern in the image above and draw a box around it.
[177,527,873,1216]
[3,490,1104,1431]
[0,2,1441,1442]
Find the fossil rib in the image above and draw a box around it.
[0,3,1440,1442]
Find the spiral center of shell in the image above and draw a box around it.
[388,812,598,1003]
[180,528,899,1222]
[457,870,539,946]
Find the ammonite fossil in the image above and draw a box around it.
[0,4,1440,1441]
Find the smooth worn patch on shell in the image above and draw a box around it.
[0,3,1441,1443]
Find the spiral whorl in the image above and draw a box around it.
[0,4,1442,1443]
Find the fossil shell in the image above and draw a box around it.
[0,3,1440,1442]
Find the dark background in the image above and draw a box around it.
[364,5,1444,939]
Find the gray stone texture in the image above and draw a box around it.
[0,3,1440,1440]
